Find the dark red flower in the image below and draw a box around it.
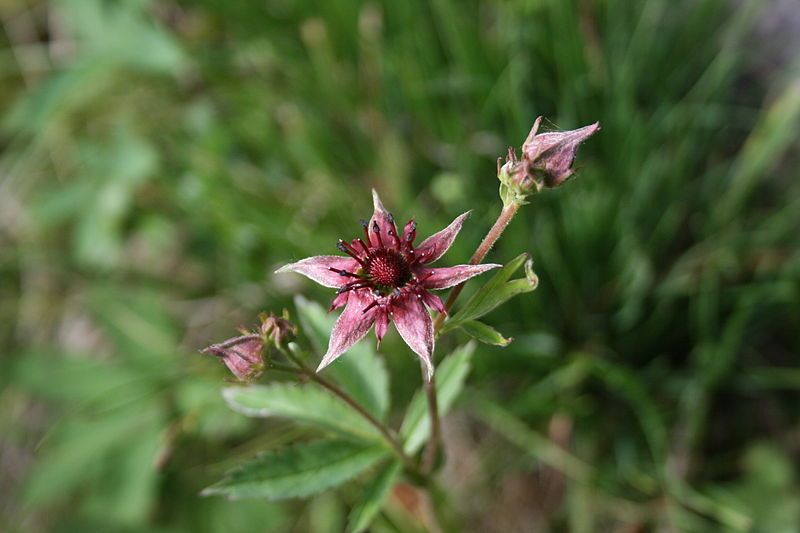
[277,191,499,379]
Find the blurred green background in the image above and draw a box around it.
[1,0,798,531]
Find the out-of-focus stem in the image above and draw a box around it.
[422,369,440,473]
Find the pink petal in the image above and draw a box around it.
[328,291,349,311]
[418,263,501,290]
[415,212,471,264]
[420,291,446,314]
[275,255,359,288]
[391,293,434,380]
[368,189,395,248]
[370,189,389,221]
[318,290,377,372]
[375,311,389,344]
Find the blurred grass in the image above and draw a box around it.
[1,0,798,531]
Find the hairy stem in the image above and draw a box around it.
[280,347,420,474]
[422,368,440,473]
[433,201,521,332]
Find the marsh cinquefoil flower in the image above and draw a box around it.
[277,191,500,380]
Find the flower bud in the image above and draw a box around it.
[499,117,599,203]
[522,116,600,188]
[258,310,298,347]
[202,335,264,382]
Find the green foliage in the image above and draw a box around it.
[458,320,514,347]
[400,343,475,454]
[222,383,384,442]
[202,439,389,501]
[1,0,798,530]
[443,253,538,343]
[347,460,403,533]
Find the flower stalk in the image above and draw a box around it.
[422,370,440,473]
[423,200,523,474]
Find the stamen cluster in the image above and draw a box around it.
[332,215,422,299]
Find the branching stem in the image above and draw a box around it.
[279,346,421,475]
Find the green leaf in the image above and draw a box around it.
[399,343,475,454]
[24,402,164,524]
[347,460,402,533]
[458,320,513,346]
[223,384,384,443]
[202,439,388,500]
[443,253,538,331]
[294,296,390,419]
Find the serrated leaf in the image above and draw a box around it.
[443,253,538,331]
[223,384,383,443]
[294,296,390,419]
[399,343,475,454]
[458,320,513,346]
[347,460,402,533]
[202,439,388,500]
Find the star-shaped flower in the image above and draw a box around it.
[277,191,500,380]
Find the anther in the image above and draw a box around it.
[328,267,360,278]
[360,219,371,243]
[372,221,384,248]
[337,239,367,266]
[403,220,417,246]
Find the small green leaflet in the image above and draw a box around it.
[346,460,402,533]
[458,320,513,346]
[295,296,390,419]
[400,343,475,454]
[443,253,538,332]
[223,384,383,443]
[202,439,388,500]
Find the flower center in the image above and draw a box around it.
[366,249,412,289]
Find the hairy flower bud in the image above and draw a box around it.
[522,117,600,188]
[201,335,264,381]
[499,116,600,204]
